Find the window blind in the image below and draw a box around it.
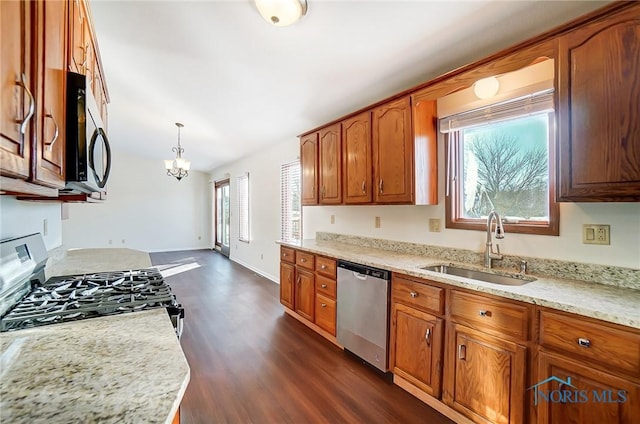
[237,173,250,243]
[439,90,554,133]
[280,160,301,243]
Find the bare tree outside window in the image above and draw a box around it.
[461,113,550,221]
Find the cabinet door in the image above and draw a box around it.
[444,324,526,424]
[557,10,640,200]
[68,0,88,74]
[411,93,438,205]
[300,133,318,205]
[315,293,336,335]
[279,262,294,310]
[0,0,34,179]
[295,268,315,322]
[34,0,67,188]
[537,351,640,424]
[390,303,443,397]
[372,96,413,203]
[342,111,372,204]
[318,123,342,204]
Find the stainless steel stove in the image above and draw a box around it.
[0,234,183,336]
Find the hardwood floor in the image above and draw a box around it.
[151,250,454,424]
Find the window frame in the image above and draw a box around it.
[237,173,250,243]
[445,112,559,236]
[280,160,302,243]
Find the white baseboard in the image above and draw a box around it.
[229,256,278,284]
[145,246,213,253]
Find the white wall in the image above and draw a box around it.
[63,149,212,252]
[0,196,63,250]
[210,138,299,282]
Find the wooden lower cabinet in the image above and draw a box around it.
[390,302,444,397]
[279,262,294,310]
[444,323,527,424]
[537,351,640,424]
[294,268,314,322]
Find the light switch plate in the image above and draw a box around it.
[374,217,381,228]
[429,218,441,232]
[583,224,610,245]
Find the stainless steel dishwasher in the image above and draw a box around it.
[336,260,391,372]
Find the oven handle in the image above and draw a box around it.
[88,127,112,188]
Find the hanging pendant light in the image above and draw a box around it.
[164,122,191,181]
[255,0,308,27]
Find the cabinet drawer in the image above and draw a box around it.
[540,311,640,375]
[295,251,314,270]
[392,276,444,315]
[450,290,530,340]
[316,274,337,299]
[280,246,295,263]
[315,256,336,278]
[315,294,336,336]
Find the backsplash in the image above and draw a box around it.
[316,232,640,290]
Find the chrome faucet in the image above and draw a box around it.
[484,210,505,268]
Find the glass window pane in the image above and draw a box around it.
[460,113,549,222]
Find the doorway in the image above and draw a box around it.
[215,179,230,257]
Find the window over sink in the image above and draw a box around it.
[438,59,559,236]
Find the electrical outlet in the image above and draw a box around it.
[429,218,441,232]
[330,215,335,224]
[583,224,610,245]
[108,240,112,245]
[122,239,126,244]
[374,217,381,228]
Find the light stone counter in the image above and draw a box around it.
[46,248,153,278]
[280,238,640,330]
[0,309,190,424]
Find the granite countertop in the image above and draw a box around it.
[0,309,190,424]
[280,239,640,330]
[0,248,189,424]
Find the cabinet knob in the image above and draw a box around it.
[15,73,35,136]
[578,337,591,348]
[321,284,327,289]
[300,258,306,263]
[410,292,418,298]
[321,303,327,308]
[283,253,287,257]
[479,310,491,317]
[321,264,326,269]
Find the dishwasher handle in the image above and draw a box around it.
[337,260,390,281]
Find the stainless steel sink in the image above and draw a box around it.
[421,264,535,286]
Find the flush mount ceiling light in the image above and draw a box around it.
[255,0,308,26]
[473,76,500,99]
[164,122,191,181]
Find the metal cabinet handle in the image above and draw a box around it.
[15,73,35,135]
[44,113,59,150]
[321,264,326,269]
[362,180,366,193]
[578,337,591,348]
[410,291,418,298]
[321,303,327,308]
[425,328,431,346]
[479,310,490,317]
[379,179,383,193]
[322,186,326,197]
[296,276,301,285]
[283,253,287,257]
[321,284,327,289]
[300,258,306,263]
[458,344,466,360]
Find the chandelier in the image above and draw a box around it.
[164,122,191,181]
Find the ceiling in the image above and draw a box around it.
[90,0,610,172]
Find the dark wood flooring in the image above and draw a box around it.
[151,250,454,424]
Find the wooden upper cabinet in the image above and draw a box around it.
[69,0,88,74]
[372,96,413,203]
[410,92,438,205]
[319,123,342,204]
[33,0,67,189]
[557,8,640,201]
[0,0,34,180]
[342,111,372,204]
[300,133,318,205]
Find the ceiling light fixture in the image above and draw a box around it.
[255,0,308,27]
[164,122,191,181]
[473,76,500,99]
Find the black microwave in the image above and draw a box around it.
[63,71,111,194]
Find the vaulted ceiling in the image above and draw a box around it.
[91,0,610,172]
